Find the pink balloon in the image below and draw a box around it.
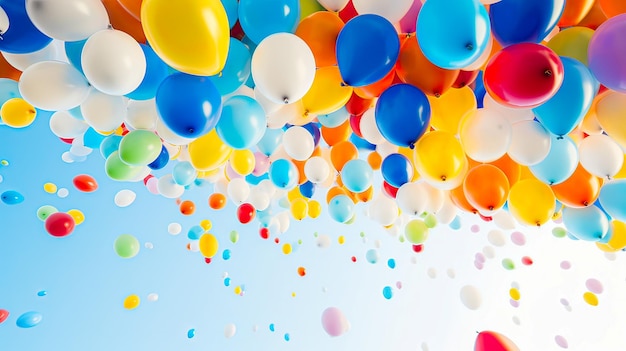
[585,278,603,294]
[146,177,159,195]
[398,0,422,33]
[510,231,526,246]
[555,335,569,349]
[252,152,270,176]
[225,163,243,180]
[321,307,349,337]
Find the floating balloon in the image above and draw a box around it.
[16,311,42,328]
[507,121,551,166]
[563,205,609,241]
[428,86,477,134]
[238,0,300,44]
[237,203,256,224]
[73,174,98,192]
[1,190,24,205]
[380,153,413,189]
[459,109,512,163]
[474,331,520,351]
[529,135,578,185]
[460,285,482,310]
[302,66,353,115]
[579,134,624,179]
[123,294,140,310]
[341,159,373,193]
[208,38,251,96]
[269,159,298,190]
[414,131,467,189]
[119,130,163,166]
[18,61,90,111]
[0,0,52,54]
[375,84,431,148]
[405,219,429,244]
[295,11,344,67]
[0,309,8,324]
[508,179,556,226]
[114,234,140,258]
[45,212,75,237]
[599,180,626,222]
[114,190,136,207]
[328,194,354,223]
[464,164,510,213]
[216,96,266,150]
[126,44,170,101]
[490,0,565,46]
[588,14,626,93]
[547,27,594,65]
[321,307,349,337]
[0,97,36,128]
[551,164,602,208]
[283,126,315,161]
[352,0,412,24]
[26,0,109,41]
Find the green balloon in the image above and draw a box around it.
[405,219,429,244]
[423,213,438,229]
[502,258,515,270]
[105,151,143,181]
[229,230,239,244]
[114,234,140,258]
[37,205,58,221]
[118,130,162,166]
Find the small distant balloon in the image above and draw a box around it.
[45,212,75,237]
[168,222,182,235]
[1,190,24,205]
[382,286,393,299]
[555,335,569,349]
[123,294,140,310]
[586,278,603,294]
[187,328,195,338]
[16,311,42,328]
[36,205,58,221]
[224,323,236,338]
[114,190,136,207]
[72,174,98,192]
[460,285,482,310]
[321,307,350,337]
[37,290,47,297]
[114,234,140,258]
[0,309,9,324]
[147,293,159,302]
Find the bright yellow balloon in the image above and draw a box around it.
[508,179,556,227]
[229,149,255,176]
[141,0,230,76]
[123,294,140,310]
[287,187,304,202]
[290,197,308,220]
[188,129,232,171]
[200,219,212,231]
[607,220,626,250]
[583,291,598,306]
[413,131,467,185]
[282,243,292,255]
[509,288,521,301]
[547,27,594,66]
[613,154,626,179]
[301,66,353,115]
[596,91,626,149]
[67,209,85,225]
[1,98,36,128]
[427,86,476,133]
[307,199,322,218]
[198,233,219,258]
[43,182,57,194]
[300,0,325,18]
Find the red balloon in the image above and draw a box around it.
[259,227,270,239]
[0,309,8,324]
[45,212,76,237]
[475,331,520,351]
[339,1,358,23]
[237,203,256,224]
[349,114,363,137]
[453,70,480,89]
[382,181,399,198]
[484,43,564,108]
[73,174,98,192]
[345,92,372,116]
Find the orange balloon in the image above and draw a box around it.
[449,185,477,214]
[0,56,21,81]
[209,193,226,210]
[292,158,309,185]
[488,154,521,187]
[396,35,459,97]
[551,164,603,208]
[117,0,142,21]
[559,0,595,26]
[353,67,396,99]
[367,151,382,170]
[179,200,196,215]
[321,120,351,146]
[103,0,147,43]
[578,0,608,29]
[354,185,374,202]
[295,11,344,67]
[463,164,510,212]
[599,0,626,18]
[330,140,358,171]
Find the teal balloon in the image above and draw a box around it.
[382,286,393,299]
[216,95,266,149]
[209,38,251,96]
[417,0,490,69]
[366,249,379,264]
[114,234,140,258]
[118,130,163,166]
[187,225,204,240]
[1,190,24,205]
[100,135,122,159]
[16,311,42,328]
[64,40,87,75]
[83,128,106,149]
[341,159,373,193]
[0,78,21,106]
[173,161,196,186]
[221,0,239,29]
[599,180,626,222]
[257,128,283,156]
[529,135,578,185]
[328,194,354,223]
[318,107,349,128]
[533,57,598,136]
[126,44,170,101]
[238,0,300,44]
[562,206,609,242]
[269,159,298,189]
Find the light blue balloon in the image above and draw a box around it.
[269,159,298,189]
[257,128,283,156]
[126,44,170,101]
[387,258,396,269]
[187,225,204,240]
[366,249,379,264]
[209,38,251,96]
[382,286,393,299]
[328,194,354,223]
[417,0,490,69]
[562,206,609,242]
[173,161,196,186]
[599,179,626,222]
[318,107,349,128]
[83,128,106,149]
[99,135,122,159]
[238,0,300,44]
[529,135,578,185]
[221,0,239,29]
[216,95,266,149]
[222,249,232,260]
[16,311,42,328]
[449,216,462,230]
[0,79,21,106]
[533,57,598,136]
[64,40,87,75]
[341,159,373,193]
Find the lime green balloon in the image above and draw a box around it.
[118,130,162,166]
[546,27,593,66]
[423,213,438,228]
[105,151,143,181]
[229,230,239,244]
[115,234,140,258]
[37,205,58,221]
[502,258,515,270]
[300,0,324,19]
[405,219,429,244]
[552,227,567,238]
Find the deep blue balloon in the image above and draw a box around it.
[490,0,565,46]
[529,135,578,185]
[269,159,298,189]
[238,0,300,44]
[336,14,400,87]
[216,95,267,149]
[350,134,376,151]
[562,206,609,242]
[381,153,413,188]
[83,128,106,149]
[533,57,598,136]
[299,181,315,198]
[473,71,486,108]
[64,40,87,75]
[100,135,122,159]
[1,190,24,205]
[16,311,42,328]
[148,145,169,170]
[341,159,373,193]
[155,73,222,138]
[599,180,626,222]
[0,0,51,54]
[328,194,354,223]
[209,38,251,96]
[301,123,321,147]
[257,128,283,156]
[375,84,431,148]
[126,44,170,101]
[221,0,239,29]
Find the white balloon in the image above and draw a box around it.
[368,195,398,226]
[18,61,90,111]
[114,189,137,207]
[167,222,182,235]
[360,109,385,145]
[81,29,146,96]
[435,194,457,225]
[267,101,305,129]
[0,6,9,36]
[317,0,350,11]
[396,182,428,216]
[579,134,624,179]
[257,179,277,199]
[508,120,551,166]
[126,99,158,131]
[227,178,250,203]
[353,0,413,24]
[483,93,534,124]
[254,87,282,115]
[305,156,331,184]
[459,285,482,310]
[2,41,58,71]
[459,109,512,162]
[26,0,109,41]
[251,33,315,105]
[48,110,88,138]
[276,211,291,234]
[80,89,127,132]
[157,174,184,198]
[375,141,399,159]
[247,187,270,211]
[283,126,314,161]
[224,323,237,339]
[492,210,517,230]
[423,183,445,213]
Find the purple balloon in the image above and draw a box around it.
[321,307,349,337]
[398,0,422,33]
[588,14,626,93]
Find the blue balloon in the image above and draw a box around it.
[238,0,300,44]
[64,40,87,75]
[529,135,578,185]
[416,0,490,69]
[562,206,609,242]
[155,73,222,138]
[0,78,21,106]
[473,71,486,108]
[382,286,393,300]
[301,123,321,147]
[269,159,298,189]
[245,172,269,185]
[221,0,239,29]
[16,311,42,328]
[0,0,51,54]
[126,44,170,101]
[490,0,565,46]
[173,161,196,186]
[449,215,462,230]
[257,128,283,156]
[336,14,399,87]
[222,249,232,260]
[209,38,251,96]
[187,225,204,240]
[328,194,354,223]
[375,84,431,148]
[341,159,373,193]
[83,128,106,149]
[224,277,231,286]
[366,249,379,264]
[100,135,122,159]
[599,179,626,222]
[216,95,267,149]
[318,107,349,128]
[381,153,413,188]
[147,145,169,170]
[299,181,315,199]
[350,134,376,151]
[1,190,24,205]
[387,258,396,269]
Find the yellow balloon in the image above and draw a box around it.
[338,235,345,244]
[234,286,242,295]
[583,291,598,306]
[547,27,594,66]
[427,86,476,133]
[200,219,212,231]
[596,242,619,252]
[612,154,626,179]
[290,197,308,220]
[198,233,219,258]
[607,220,626,250]
[188,129,232,171]
[413,131,467,185]
[43,182,57,194]
[509,288,521,301]
[282,243,292,255]
[301,66,353,115]
[141,0,230,76]
[229,149,255,176]
[508,179,556,227]
[67,209,85,225]
[300,0,325,18]
[596,91,626,149]
[123,294,140,310]
[288,187,304,202]
[307,199,322,218]
[1,98,36,128]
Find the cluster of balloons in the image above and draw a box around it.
[2,0,626,252]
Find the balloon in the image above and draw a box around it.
[229,149,255,176]
[551,164,602,208]
[119,130,162,166]
[374,84,431,148]
[460,285,482,310]
[352,0,412,24]
[81,29,146,96]
[208,38,251,96]
[147,145,169,170]
[459,109,512,163]
[126,44,170,101]
[508,179,556,226]
[290,198,308,220]
[321,120,351,147]
[238,0,300,44]
[533,57,597,136]
[382,286,393,299]
[336,14,399,87]
[396,182,429,216]
[328,194,354,223]
[490,0,565,46]
[547,27,594,65]
[156,73,222,139]
[529,135,578,186]
[79,90,126,132]
[45,212,75,237]
[302,66,353,115]
[563,206,609,241]
[398,0,421,34]
[16,311,43,329]
[353,67,395,100]
[172,161,196,186]
[101,0,146,43]
[1,190,24,205]
[417,0,491,69]
[224,323,237,339]
[18,61,90,111]
[321,307,350,337]
[428,86,476,134]
[0,0,51,54]
[72,174,98,192]
[484,43,564,108]
[381,153,413,188]
[579,134,624,179]
[599,0,626,18]
[330,140,358,171]
[2,41,58,72]
[474,331,520,351]
[117,0,141,19]
[295,11,344,67]
[588,14,626,93]
[26,0,109,41]
[559,0,594,26]
[606,220,626,250]
[507,120,551,166]
[414,131,467,188]
[0,309,8,324]
[114,189,136,207]
[599,180,626,221]
[216,96,266,150]
[141,0,230,76]
[0,98,36,128]
[304,156,331,184]
[209,193,227,210]
[251,33,315,104]
[463,164,510,213]
[405,219,429,244]
[283,126,314,161]
[237,203,256,224]
[114,234,140,258]
[341,159,373,193]
[105,151,144,181]
[596,91,626,149]
[269,159,298,189]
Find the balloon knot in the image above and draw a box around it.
[544,69,553,77]
[283,97,289,104]
[465,43,474,51]
[218,71,223,78]
[29,109,36,114]
[304,110,310,117]
[556,135,564,140]
[536,222,541,227]
[441,175,446,181]
[434,92,441,98]
[488,206,494,211]
[583,201,589,206]
[409,143,415,150]
[188,128,194,134]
